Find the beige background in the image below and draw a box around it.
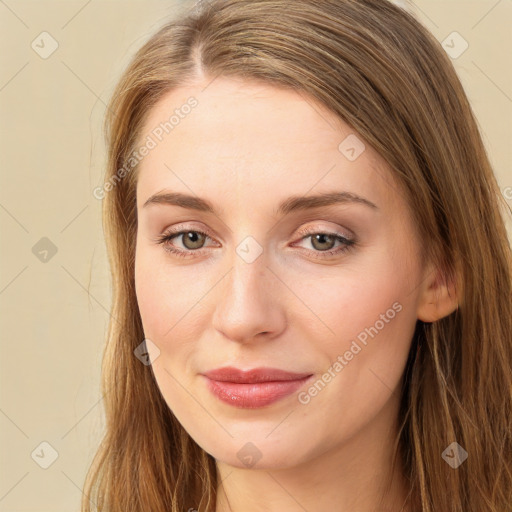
[0,1,510,510]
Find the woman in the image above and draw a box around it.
[83,1,512,511]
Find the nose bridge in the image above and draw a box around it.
[212,243,284,342]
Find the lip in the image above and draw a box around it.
[201,367,313,408]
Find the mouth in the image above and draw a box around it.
[201,366,314,408]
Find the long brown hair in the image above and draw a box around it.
[83,1,512,510]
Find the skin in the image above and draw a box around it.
[134,76,458,511]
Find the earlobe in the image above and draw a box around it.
[416,263,460,323]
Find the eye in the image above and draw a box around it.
[291,227,356,259]
[154,228,215,259]
[153,225,356,260]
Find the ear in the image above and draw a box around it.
[416,262,459,323]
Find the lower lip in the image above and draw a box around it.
[203,375,313,408]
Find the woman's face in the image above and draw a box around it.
[134,77,430,470]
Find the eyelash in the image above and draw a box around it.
[154,225,356,260]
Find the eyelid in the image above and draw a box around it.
[161,223,218,243]
[160,222,354,245]
[294,223,354,241]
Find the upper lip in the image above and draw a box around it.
[202,367,312,383]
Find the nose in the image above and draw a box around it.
[211,254,286,344]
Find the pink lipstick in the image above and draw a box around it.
[202,367,313,408]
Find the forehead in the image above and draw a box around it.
[135,77,398,213]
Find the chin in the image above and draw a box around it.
[202,435,310,471]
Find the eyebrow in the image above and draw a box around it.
[142,190,378,215]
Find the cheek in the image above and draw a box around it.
[134,249,213,348]
[290,248,420,414]
[134,253,201,401]
[292,258,418,353]
[288,248,420,412]
[134,257,168,339]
